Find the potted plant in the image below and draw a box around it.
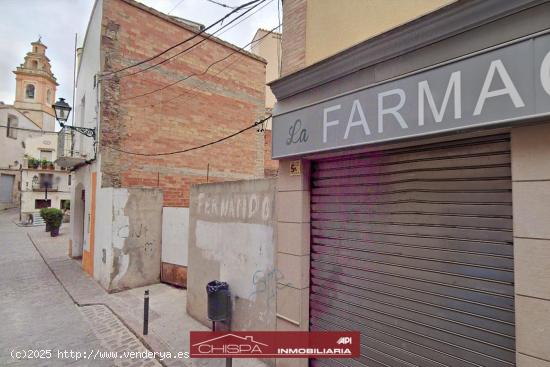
[39,208,63,236]
[41,159,49,169]
[40,208,53,232]
[48,162,55,170]
[28,157,40,169]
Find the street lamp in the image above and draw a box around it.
[52,98,96,139]
[52,97,72,123]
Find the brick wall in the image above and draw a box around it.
[280,0,307,76]
[99,0,266,207]
[263,130,278,177]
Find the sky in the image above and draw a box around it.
[0,0,279,107]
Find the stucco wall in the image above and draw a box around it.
[0,106,43,170]
[187,179,277,332]
[305,0,455,66]
[251,29,282,109]
[70,163,94,258]
[74,0,102,161]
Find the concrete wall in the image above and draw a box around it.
[161,207,189,267]
[187,179,277,332]
[94,186,113,288]
[511,122,550,367]
[95,187,163,292]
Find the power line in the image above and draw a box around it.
[120,23,281,102]
[167,0,186,14]
[102,115,271,156]
[205,0,237,9]
[102,0,262,77]
[218,0,274,38]
[117,0,268,79]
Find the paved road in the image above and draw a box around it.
[0,209,110,366]
[1,208,268,367]
[0,209,159,367]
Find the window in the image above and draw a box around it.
[38,173,54,189]
[39,150,53,161]
[25,84,35,99]
[46,89,51,103]
[35,199,51,209]
[31,60,38,69]
[6,115,17,139]
[68,174,72,186]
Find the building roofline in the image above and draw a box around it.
[119,0,266,64]
[269,0,549,100]
[253,28,282,40]
[0,104,44,130]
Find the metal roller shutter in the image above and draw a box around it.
[310,134,515,367]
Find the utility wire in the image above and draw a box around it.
[101,0,262,77]
[205,0,238,9]
[0,26,280,140]
[117,0,267,79]
[167,0,185,14]
[103,115,271,156]
[120,23,281,102]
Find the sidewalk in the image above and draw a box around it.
[28,224,268,367]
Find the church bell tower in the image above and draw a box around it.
[13,38,58,131]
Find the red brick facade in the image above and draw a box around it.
[281,0,307,76]
[99,0,266,207]
[263,129,278,177]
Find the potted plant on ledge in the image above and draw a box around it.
[28,157,40,169]
[39,208,64,236]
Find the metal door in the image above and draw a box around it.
[310,134,515,367]
[0,174,15,203]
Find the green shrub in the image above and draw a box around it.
[28,157,40,168]
[40,208,64,229]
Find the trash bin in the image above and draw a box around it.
[206,280,230,321]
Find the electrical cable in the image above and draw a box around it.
[116,0,268,79]
[205,0,238,9]
[167,0,186,14]
[123,22,280,109]
[102,0,262,77]
[119,23,281,102]
[102,115,271,156]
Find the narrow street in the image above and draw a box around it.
[0,208,160,367]
[0,208,268,367]
[0,209,107,366]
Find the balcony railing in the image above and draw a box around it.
[32,183,59,192]
[56,127,87,168]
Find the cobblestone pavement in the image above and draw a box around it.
[80,305,161,367]
[0,209,164,367]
